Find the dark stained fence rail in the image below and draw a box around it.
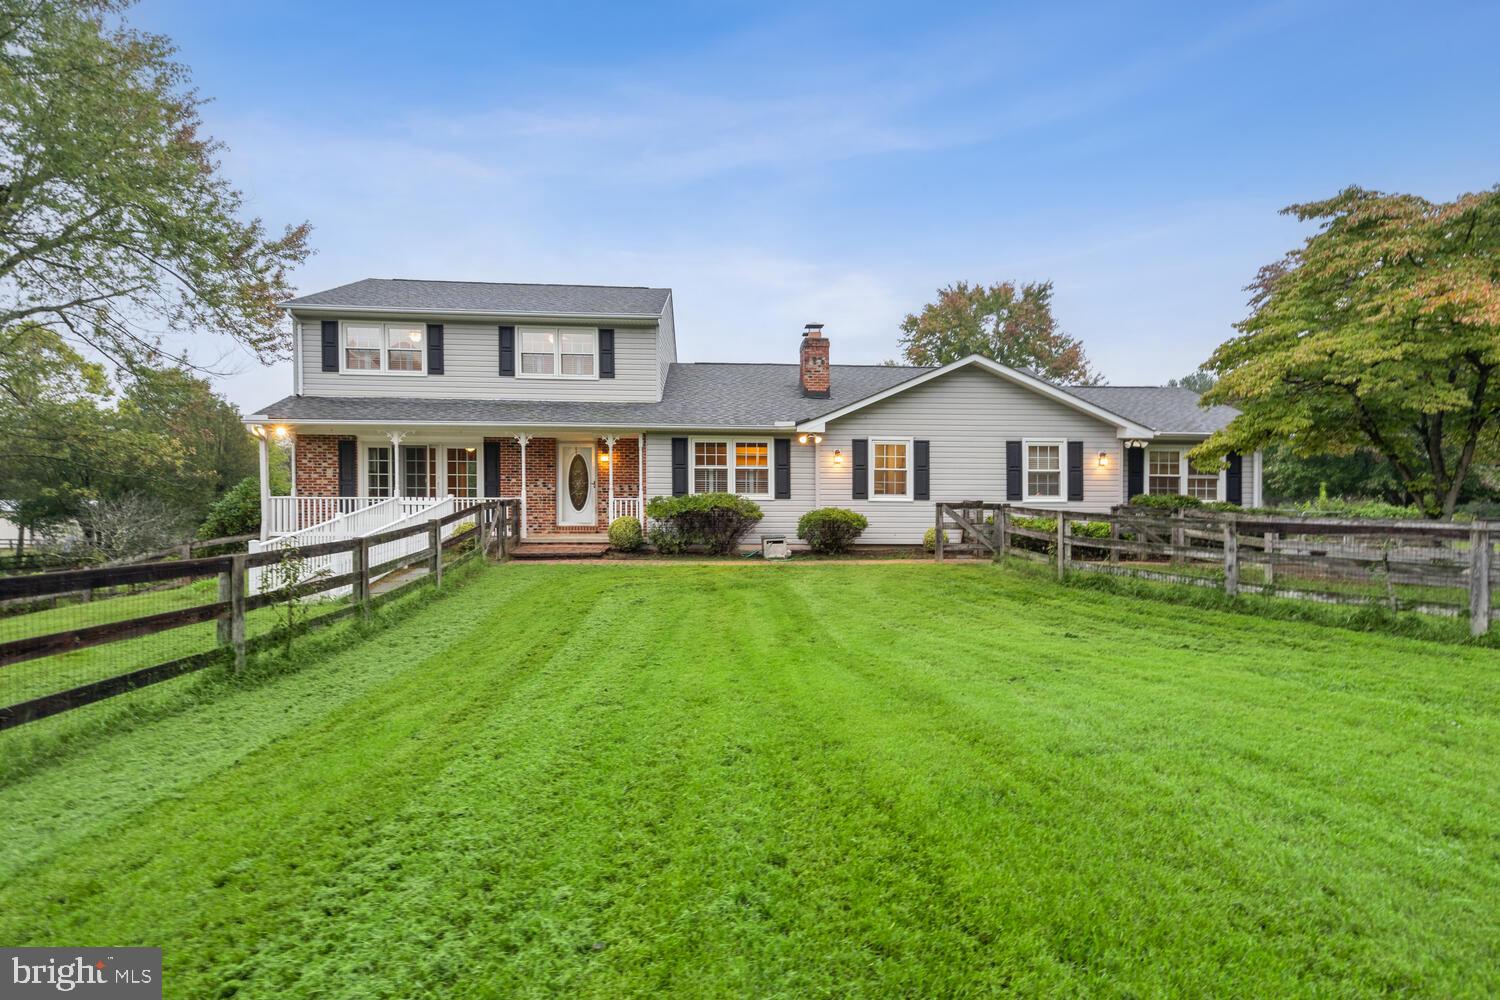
[934,502,1497,636]
[0,500,520,730]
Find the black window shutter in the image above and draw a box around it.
[1226,451,1243,505]
[774,438,791,499]
[1067,440,1084,502]
[337,439,357,496]
[1127,447,1144,500]
[498,326,515,377]
[671,437,689,496]
[852,439,868,500]
[1005,440,1023,501]
[427,324,444,374]
[599,329,615,379]
[483,441,500,497]
[321,320,339,372]
[913,440,930,501]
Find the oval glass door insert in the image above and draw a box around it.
[568,454,589,511]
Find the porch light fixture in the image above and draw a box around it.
[833,449,843,466]
[272,425,289,440]
[1124,439,1149,450]
[1097,452,1108,467]
[598,449,610,466]
[798,434,808,444]
[814,434,823,444]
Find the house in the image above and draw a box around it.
[245,279,1259,546]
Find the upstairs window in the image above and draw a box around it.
[342,322,424,374]
[519,327,597,379]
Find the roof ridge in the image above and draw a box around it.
[674,361,929,370]
[373,278,662,291]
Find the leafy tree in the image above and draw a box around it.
[0,0,311,371]
[1200,186,1500,517]
[1166,371,1217,393]
[899,280,1102,384]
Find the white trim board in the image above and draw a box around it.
[794,354,1156,439]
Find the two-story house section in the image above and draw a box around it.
[246,277,1260,548]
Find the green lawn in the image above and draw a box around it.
[1,562,1496,998]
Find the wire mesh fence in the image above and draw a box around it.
[935,502,1497,634]
[0,500,518,732]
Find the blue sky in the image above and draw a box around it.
[131,0,1500,409]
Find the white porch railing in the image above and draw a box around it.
[263,495,389,536]
[366,498,458,580]
[609,497,643,523]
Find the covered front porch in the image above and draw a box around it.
[248,423,647,541]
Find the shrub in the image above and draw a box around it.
[923,527,937,553]
[646,523,685,555]
[1129,493,1204,511]
[198,476,263,539]
[644,493,764,555]
[608,516,643,551]
[797,508,869,554]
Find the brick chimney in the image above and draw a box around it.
[799,323,830,398]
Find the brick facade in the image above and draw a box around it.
[293,434,353,497]
[294,432,645,536]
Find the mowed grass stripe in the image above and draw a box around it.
[0,562,1495,998]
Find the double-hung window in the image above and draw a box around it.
[403,446,435,498]
[519,327,597,379]
[1025,441,1063,500]
[871,439,910,499]
[1147,449,1181,495]
[342,322,424,374]
[367,446,392,498]
[691,439,772,498]
[1186,456,1219,500]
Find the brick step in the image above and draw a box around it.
[510,542,611,560]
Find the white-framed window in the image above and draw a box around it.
[692,440,729,493]
[445,446,478,498]
[403,445,435,498]
[1148,447,1221,499]
[367,446,392,498]
[871,438,911,500]
[518,326,597,379]
[341,322,425,375]
[1025,440,1064,501]
[735,441,770,496]
[1148,449,1180,495]
[1187,456,1219,500]
[690,438,773,498]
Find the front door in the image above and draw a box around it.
[557,442,597,526]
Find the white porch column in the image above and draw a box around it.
[604,435,616,518]
[256,429,271,541]
[387,431,407,498]
[516,434,531,538]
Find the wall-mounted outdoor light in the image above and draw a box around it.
[833,449,843,466]
[1097,451,1108,467]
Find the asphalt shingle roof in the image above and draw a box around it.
[253,362,1234,435]
[283,279,672,317]
[1065,385,1237,434]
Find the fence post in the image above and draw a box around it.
[1172,509,1185,565]
[217,562,233,646]
[496,503,508,559]
[1109,517,1120,565]
[1056,512,1067,581]
[230,553,247,672]
[353,536,371,617]
[995,506,1008,561]
[429,520,443,588]
[479,504,492,559]
[1264,531,1276,586]
[1223,521,1239,598]
[1469,525,1491,636]
[934,505,945,562]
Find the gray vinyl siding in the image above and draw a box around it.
[297,315,662,401]
[645,433,814,545]
[646,366,1128,547]
[657,295,677,397]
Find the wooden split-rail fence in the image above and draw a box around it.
[0,500,520,730]
[934,501,1498,636]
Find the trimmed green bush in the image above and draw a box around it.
[923,527,938,553]
[643,493,763,555]
[797,508,869,554]
[646,523,685,555]
[608,516,643,552]
[1129,493,1206,511]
